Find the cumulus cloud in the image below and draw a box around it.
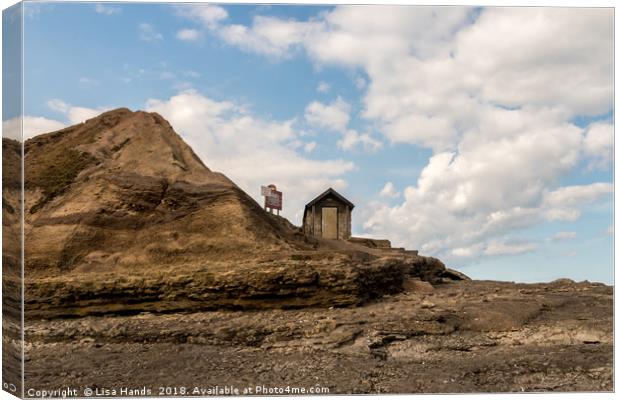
[583,121,613,170]
[175,4,322,59]
[543,183,613,210]
[451,239,538,258]
[175,4,229,29]
[47,99,107,125]
[3,116,66,140]
[2,99,114,141]
[383,113,455,152]
[146,89,354,224]
[217,17,321,59]
[363,155,611,261]
[304,97,350,132]
[338,130,382,152]
[379,182,400,198]
[550,231,577,241]
[304,98,382,152]
[483,240,538,257]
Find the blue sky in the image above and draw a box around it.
[4,2,614,283]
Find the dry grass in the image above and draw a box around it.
[25,147,95,213]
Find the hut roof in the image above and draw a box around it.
[304,187,355,210]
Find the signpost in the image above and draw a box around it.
[261,184,283,215]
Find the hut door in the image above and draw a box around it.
[322,207,338,239]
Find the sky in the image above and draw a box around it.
[2,2,614,283]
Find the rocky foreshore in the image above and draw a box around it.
[21,278,612,393]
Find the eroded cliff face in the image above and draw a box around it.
[2,108,455,318]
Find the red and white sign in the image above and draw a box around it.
[262,184,283,211]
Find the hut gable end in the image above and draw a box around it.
[303,188,354,240]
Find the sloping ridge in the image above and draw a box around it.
[22,108,305,274]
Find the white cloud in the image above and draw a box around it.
[47,99,70,113]
[542,182,612,221]
[550,231,577,241]
[338,129,382,152]
[175,5,320,59]
[304,98,382,152]
[305,97,350,132]
[146,90,354,224]
[383,113,456,152]
[483,240,538,257]
[451,239,538,258]
[5,99,100,141]
[177,28,201,41]
[175,4,228,29]
[583,121,613,169]
[46,99,107,125]
[452,9,612,116]
[363,166,611,262]
[94,4,120,15]
[317,82,330,93]
[450,244,483,259]
[543,183,613,210]
[139,23,163,42]
[3,116,66,140]
[379,182,400,198]
[217,17,320,59]
[203,6,611,124]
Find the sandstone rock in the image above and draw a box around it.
[441,268,471,281]
[550,278,576,286]
[420,300,436,309]
[402,278,435,293]
[406,256,447,284]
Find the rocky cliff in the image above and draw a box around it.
[2,108,455,318]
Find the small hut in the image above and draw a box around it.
[302,188,354,240]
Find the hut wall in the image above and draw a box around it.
[303,208,314,236]
[310,197,351,240]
